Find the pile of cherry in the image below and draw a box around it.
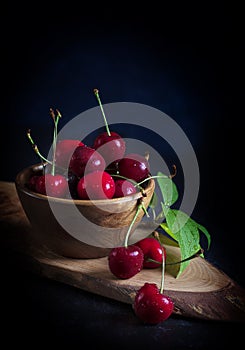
[26,90,174,324]
[28,134,150,200]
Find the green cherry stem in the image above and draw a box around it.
[124,202,143,248]
[136,165,177,188]
[94,88,111,136]
[50,108,62,176]
[146,248,204,266]
[152,230,165,294]
[110,174,144,191]
[136,174,169,187]
[26,129,52,165]
[160,247,165,294]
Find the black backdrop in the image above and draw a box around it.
[2,3,243,347]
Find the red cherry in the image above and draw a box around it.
[77,170,115,200]
[28,175,40,192]
[133,283,174,324]
[135,237,166,269]
[67,171,80,199]
[35,174,68,197]
[118,153,150,183]
[93,131,126,166]
[55,139,84,168]
[113,179,137,198]
[108,245,144,279]
[69,145,106,178]
[35,175,46,195]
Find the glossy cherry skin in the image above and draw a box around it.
[77,170,115,200]
[113,179,137,198]
[133,283,174,324]
[93,131,126,166]
[108,245,144,279]
[35,174,68,197]
[55,139,84,168]
[135,237,166,268]
[69,145,106,178]
[118,153,150,183]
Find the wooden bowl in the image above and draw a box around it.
[15,164,155,259]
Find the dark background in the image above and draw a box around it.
[1,3,243,348]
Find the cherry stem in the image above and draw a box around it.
[94,88,111,137]
[136,174,168,187]
[146,248,203,266]
[160,251,165,294]
[124,203,143,247]
[26,130,52,165]
[136,166,177,187]
[110,174,144,191]
[141,202,150,218]
[152,231,165,294]
[50,108,61,176]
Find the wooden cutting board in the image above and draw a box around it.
[1,181,245,322]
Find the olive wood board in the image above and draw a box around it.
[1,181,245,322]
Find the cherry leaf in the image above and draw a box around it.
[156,171,178,206]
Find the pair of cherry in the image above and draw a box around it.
[108,236,174,324]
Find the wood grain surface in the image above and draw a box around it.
[1,181,245,322]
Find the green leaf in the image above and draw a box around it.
[160,222,178,241]
[156,171,178,206]
[164,208,201,277]
[149,191,158,209]
[196,222,211,250]
[155,230,179,247]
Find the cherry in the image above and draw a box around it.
[93,131,126,166]
[77,170,115,200]
[135,237,166,269]
[93,89,126,165]
[69,145,106,178]
[67,171,80,199]
[108,201,146,279]
[35,174,68,197]
[113,179,137,198]
[108,245,144,279]
[28,175,40,192]
[27,110,68,199]
[55,139,84,168]
[118,153,150,183]
[133,283,174,324]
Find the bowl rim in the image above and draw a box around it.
[15,163,155,206]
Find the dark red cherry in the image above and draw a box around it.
[28,175,40,191]
[35,174,68,197]
[69,145,106,178]
[55,139,84,168]
[108,245,144,279]
[93,131,126,166]
[135,237,166,269]
[67,171,80,199]
[133,283,174,324]
[113,179,137,198]
[35,175,46,195]
[118,153,150,183]
[77,170,115,200]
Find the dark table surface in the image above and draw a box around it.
[2,4,244,348]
